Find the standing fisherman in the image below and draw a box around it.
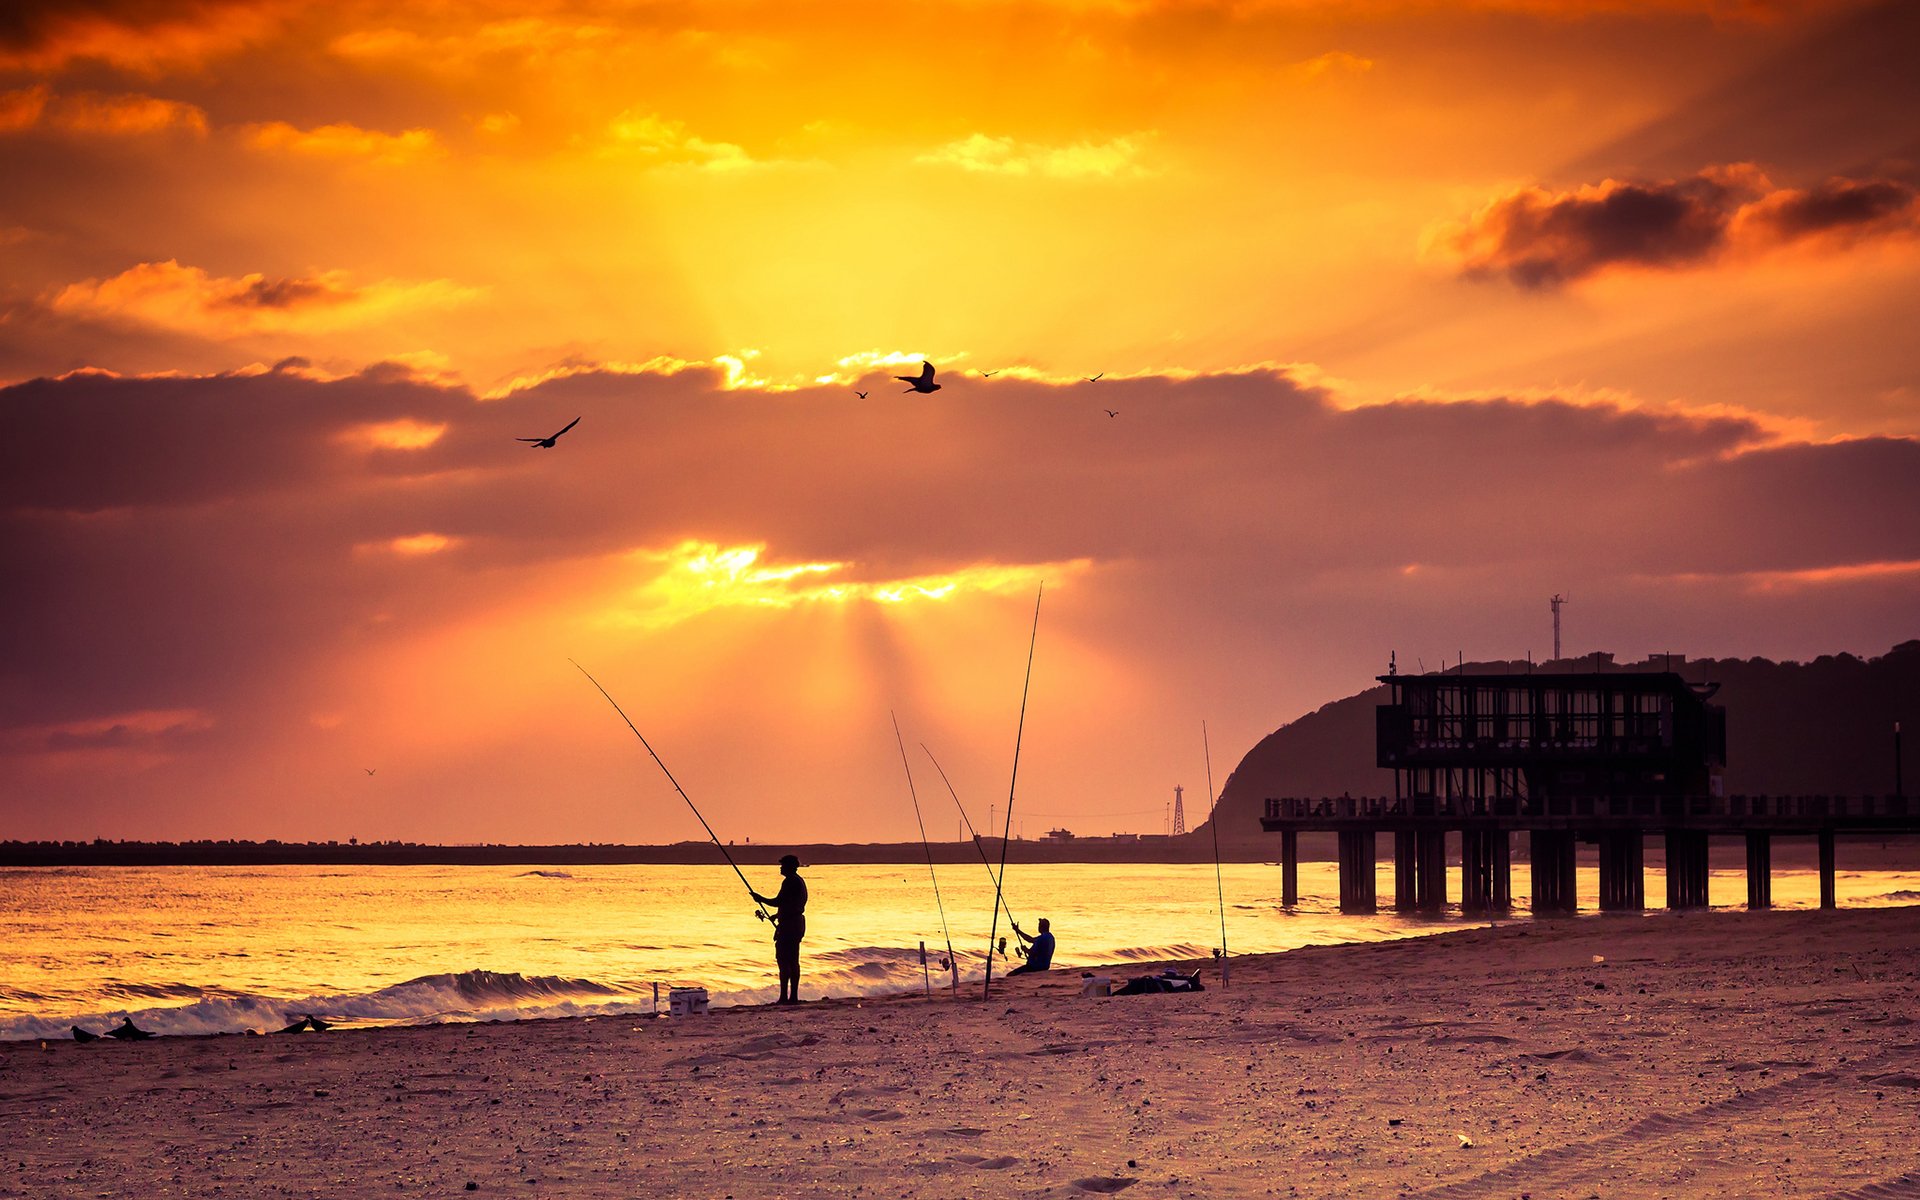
[751,855,808,1004]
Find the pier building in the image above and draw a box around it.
[1260,668,1915,914]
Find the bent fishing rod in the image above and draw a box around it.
[921,743,1021,939]
[984,583,1043,998]
[1204,720,1228,987]
[572,660,770,923]
[892,711,958,994]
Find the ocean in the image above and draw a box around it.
[3,860,1915,1040]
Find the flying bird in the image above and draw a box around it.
[364,768,376,776]
[981,370,998,378]
[897,361,941,394]
[516,416,581,448]
[1104,409,1119,418]
[855,390,869,399]
[1086,372,1104,383]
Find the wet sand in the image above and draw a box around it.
[4,906,1917,1199]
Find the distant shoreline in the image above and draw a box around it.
[6,833,1917,868]
[0,835,1251,868]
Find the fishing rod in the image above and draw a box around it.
[571,660,770,923]
[984,583,1043,998]
[1204,720,1228,988]
[892,712,958,995]
[921,743,1020,937]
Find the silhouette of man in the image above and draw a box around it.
[751,854,808,1004]
[1006,918,1054,975]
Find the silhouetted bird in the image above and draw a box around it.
[516,416,581,448]
[71,1025,99,1043]
[306,1014,332,1032]
[897,362,941,394]
[981,370,998,378]
[278,1016,310,1034]
[364,768,376,776]
[105,1017,154,1041]
[1086,372,1103,382]
[1104,409,1119,418]
[855,390,869,399]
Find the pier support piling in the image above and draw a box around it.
[1529,830,1578,914]
[1745,832,1771,910]
[1598,830,1645,911]
[1460,829,1512,914]
[1337,830,1377,913]
[1663,830,1710,909]
[1393,831,1416,912]
[1280,830,1299,908]
[1415,829,1447,913]
[1818,828,1836,909]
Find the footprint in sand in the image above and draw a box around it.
[938,1126,987,1138]
[1070,1177,1138,1193]
[949,1154,1019,1170]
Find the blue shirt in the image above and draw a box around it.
[1026,931,1054,970]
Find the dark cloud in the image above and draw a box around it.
[1443,169,1762,288]
[0,0,288,70]
[1444,166,1919,287]
[1740,175,1920,243]
[224,275,344,309]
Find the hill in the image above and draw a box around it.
[1202,639,1920,852]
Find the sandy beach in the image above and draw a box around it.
[4,907,1917,1199]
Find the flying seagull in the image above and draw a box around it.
[855,390,869,399]
[981,370,998,378]
[516,416,581,448]
[897,361,941,394]
[1086,372,1104,383]
[1104,409,1119,418]
[364,768,376,776]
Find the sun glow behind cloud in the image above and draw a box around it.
[604,541,1091,631]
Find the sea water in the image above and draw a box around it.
[2,861,1914,1040]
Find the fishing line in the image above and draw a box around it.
[572,660,770,923]
[921,743,1020,940]
[893,711,958,994]
[984,583,1043,998]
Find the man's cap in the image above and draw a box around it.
[779,854,800,869]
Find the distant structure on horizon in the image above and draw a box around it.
[1261,664,1916,916]
[1171,785,1187,837]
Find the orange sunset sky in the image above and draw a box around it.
[2,0,1917,844]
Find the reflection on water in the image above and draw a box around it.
[0,861,1913,1039]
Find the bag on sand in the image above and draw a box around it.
[1112,969,1205,996]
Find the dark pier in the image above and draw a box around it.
[1261,668,1917,913]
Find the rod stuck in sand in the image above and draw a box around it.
[984,584,1043,998]
[1204,720,1229,987]
[893,711,958,995]
[571,660,771,923]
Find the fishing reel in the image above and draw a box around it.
[996,936,1007,957]
[1211,947,1223,960]
[939,957,953,972]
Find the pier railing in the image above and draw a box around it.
[1264,793,1915,823]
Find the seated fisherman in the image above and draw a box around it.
[1006,917,1054,975]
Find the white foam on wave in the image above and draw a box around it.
[0,969,637,1041]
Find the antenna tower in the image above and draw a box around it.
[1550,594,1567,662]
[1172,785,1187,836]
